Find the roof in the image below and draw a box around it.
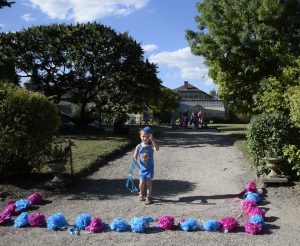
[173,82,213,98]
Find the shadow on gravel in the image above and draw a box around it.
[65,179,196,200]
[264,223,280,234]
[158,129,245,148]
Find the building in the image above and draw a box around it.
[173,81,226,119]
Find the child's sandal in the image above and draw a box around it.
[138,193,145,201]
[145,196,152,205]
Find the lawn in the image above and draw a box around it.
[61,125,169,176]
[66,134,136,175]
[210,123,247,135]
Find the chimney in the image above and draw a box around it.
[184,81,189,89]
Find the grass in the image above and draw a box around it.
[66,134,136,175]
[210,123,247,135]
[42,125,170,177]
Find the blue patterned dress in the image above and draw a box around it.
[137,144,154,180]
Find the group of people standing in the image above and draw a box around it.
[171,110,208,129]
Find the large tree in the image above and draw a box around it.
[3,23,161,124]
[186,0,300,113]
[0,0,14,9]
[0,32,19,84]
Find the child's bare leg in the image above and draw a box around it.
[145,180,153,204]
[139,179,146,201]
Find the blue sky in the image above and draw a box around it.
[0,0,217,93]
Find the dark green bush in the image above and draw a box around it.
[0,83,60,177]
[247,113,292,175]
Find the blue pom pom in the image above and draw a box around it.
[75,213,91,230]
[130,217,154,233]
[110,218,129,232]
[180,218,199,231]
[15,199,31,212]
[47,213,69,230]
[14,212,29,227]
[249,214,264,225]
[244,192,261,203]
[203,219,221,232]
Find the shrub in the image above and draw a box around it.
[283,145,300,177]
[288,86,300,127]
[247,113,292,175]
[0,83,60,177]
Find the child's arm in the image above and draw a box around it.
[133,145,139,160]
[150,136,159,151]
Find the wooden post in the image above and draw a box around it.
[69,138,74,176]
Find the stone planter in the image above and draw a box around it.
[46,160,67,186]
[264,156,285,177]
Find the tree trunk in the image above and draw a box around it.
[79,102,87,126]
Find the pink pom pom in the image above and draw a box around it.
[28,212,46,227]
[242,200,257,215]
[85,217,105,233]
[219,217,239,232]
[3,202,16,216]
[246,182,257,193]
[248,207,266,218]
[157,215,175,230]
[244,221,263,234]
[0,211,11,224]
[28,192,42,205]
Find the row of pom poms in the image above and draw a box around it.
[1,181,267,234]
[11,212,247,234]
[241,181,266,235]
[0,192,43,225]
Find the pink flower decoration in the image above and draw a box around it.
[28,212,46,227]
[242,200,257,215]
[246,181,257,193]
[0,211,11,224]
[244,221,263,234]
[248,207,266,218]
[85,217,105,233]
[3,202,16,216]
[219,217,239,232]
[28,192,42,205]
[157,215,175,230]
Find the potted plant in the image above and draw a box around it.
[263,147,285,177]
[46,138,72,183]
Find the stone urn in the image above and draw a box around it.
[264,156,285,177]
[46,160,67,185]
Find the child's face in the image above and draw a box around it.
[141,132,150,143]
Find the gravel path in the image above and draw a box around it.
[1,129,300,246]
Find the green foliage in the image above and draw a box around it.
[186,0,300,114]
[247,113,292,175]
[148,87,181,123]
[288,86,300,127]
[0,83,60,177]
[2,23,161,124]
[0,0,14,9]
[255,57,300,114]
[46,138,74,162]
[283,144,300,176]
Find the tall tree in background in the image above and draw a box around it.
[0,0,14,9]
[186,0,300,113]
[148,87,181,123]
[0,32,19,84]
[4,23,161,124]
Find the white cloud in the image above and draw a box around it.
[142,44,158,52]
[21,13,36,21]
[0,24,5,29]
[149,47,211,80]
[204,78,214,85]
[27,0,150,22]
